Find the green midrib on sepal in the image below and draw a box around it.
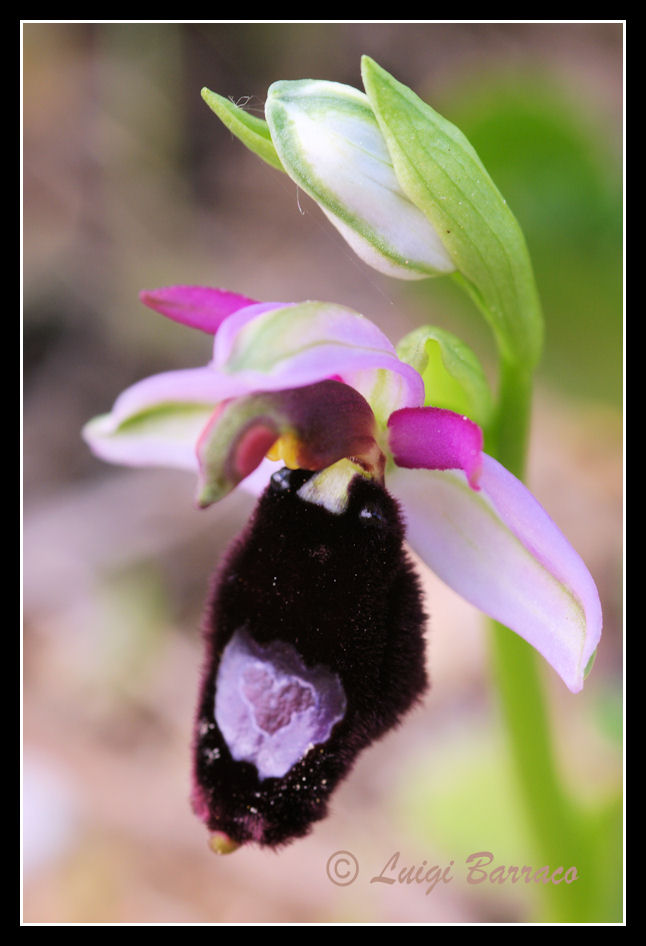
[361,56,543,368]
[112,401,213,434]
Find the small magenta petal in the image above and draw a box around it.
[389,456,602,692]
[388,406,483,488]
[139,285,259,334]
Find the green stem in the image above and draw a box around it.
[492,357,533,479]
[489,357,599,921]
[490,626,596,920]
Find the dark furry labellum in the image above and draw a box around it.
[192,467,428,849]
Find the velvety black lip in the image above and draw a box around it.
[192,468,428,848]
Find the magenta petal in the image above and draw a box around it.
[388,407,483,488]
[139,285,259,334]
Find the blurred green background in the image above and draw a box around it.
[23,22,623,924]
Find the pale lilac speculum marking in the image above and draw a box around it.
[214,628,347,780]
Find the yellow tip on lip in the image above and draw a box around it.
[208,831,240,855]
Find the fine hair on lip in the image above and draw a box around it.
[192,467,428,848]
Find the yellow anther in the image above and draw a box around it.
[266,432,302,469]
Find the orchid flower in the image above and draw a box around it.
[83,284,601,850]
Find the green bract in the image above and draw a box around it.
[396,325,494,429]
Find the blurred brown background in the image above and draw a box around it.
[23,22,623,924]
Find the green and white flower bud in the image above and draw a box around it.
[264,80,456,280]
[202,58,543,368]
